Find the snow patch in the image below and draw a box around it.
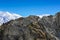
[37,14,50,18]
[0,11,22,25]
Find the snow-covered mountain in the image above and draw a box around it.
[0,11,50,26]
[0,11,22,25]
[37,14,50,18]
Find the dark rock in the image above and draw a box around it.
[0,12,60,40]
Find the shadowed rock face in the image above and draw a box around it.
[0,12,60,40]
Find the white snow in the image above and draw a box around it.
[37,14,50,18]
[0,11,22,25]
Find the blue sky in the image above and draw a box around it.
[0,0,60,16]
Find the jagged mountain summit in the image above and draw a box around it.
[0,11,22,25]
[0,12,60,40]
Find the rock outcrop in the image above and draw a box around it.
[0,12,60,40]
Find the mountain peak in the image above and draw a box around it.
[0,11,22,25]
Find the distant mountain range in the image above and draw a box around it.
[0,11,50,26]
[0,11,22,25]
[0,12,60,40]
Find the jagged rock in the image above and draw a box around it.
[0,12,60,40]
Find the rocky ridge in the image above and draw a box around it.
[0,12,60,40]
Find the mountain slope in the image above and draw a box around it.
[0,11,22,25]
[0,12,60,40]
